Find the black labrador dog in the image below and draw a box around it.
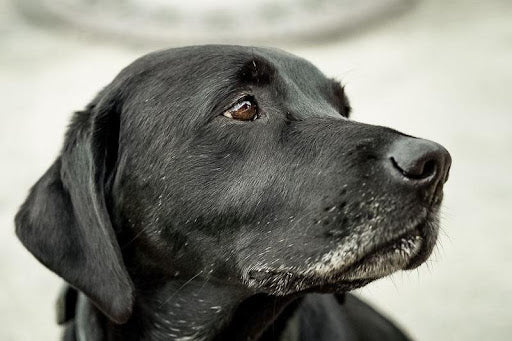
[15,45,451,341]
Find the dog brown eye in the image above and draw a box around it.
[223,100,258,121]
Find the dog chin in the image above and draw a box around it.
[243,213,440,296]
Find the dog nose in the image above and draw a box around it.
[389,138,451,185]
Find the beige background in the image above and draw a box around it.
[1,0,511,340]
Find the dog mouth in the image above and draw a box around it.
[243,216,437,295]
[337,228,423,281]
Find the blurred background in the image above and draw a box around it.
[1,0,511,339]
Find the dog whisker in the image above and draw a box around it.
[160,270,204,308]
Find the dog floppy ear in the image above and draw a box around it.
[15,94,134,324]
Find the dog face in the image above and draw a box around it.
[15,45,451,324]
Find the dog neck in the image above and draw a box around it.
[98,278,300,341]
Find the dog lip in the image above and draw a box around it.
[339,228,423,281]
[404,219,438,270]
[243,213,438,295]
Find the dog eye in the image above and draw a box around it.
[223,99,258,121]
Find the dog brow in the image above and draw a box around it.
[237,57,276,86]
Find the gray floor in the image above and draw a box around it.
[1,0,511,340]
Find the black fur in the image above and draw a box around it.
[15,45,450,340]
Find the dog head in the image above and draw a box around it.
[15,45,451,324]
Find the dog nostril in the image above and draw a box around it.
[422,160,436,178]
[389,138,450,183]
[391,156,437,180]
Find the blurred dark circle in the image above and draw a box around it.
[16,0,417,46]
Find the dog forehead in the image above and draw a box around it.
[122,45,326,89]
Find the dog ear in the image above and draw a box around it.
[15,93,134,324]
